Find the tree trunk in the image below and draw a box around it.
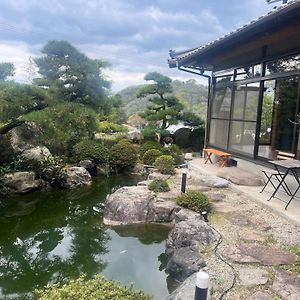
[0,120,25,135]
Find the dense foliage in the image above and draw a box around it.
[148,178,170,193]
[154,155,175,174]
[26,103,98,156]
[140,141,162,156]
[98,121,128,133]
[177,191,211,214]
[73,140,110,164]
[143,149,163,165]
[34,274,152,300]
[161,144,183,165]
[111,140,138,171]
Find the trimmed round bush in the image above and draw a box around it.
[35,274,151,300]
[73,140,110,164]
[111,140,138,170]
[154,155,175,174]
[140,141,162,157]
[148,178,170,192]
[176,191,211,214]
[161,144,183,165]
[143,149,163,165]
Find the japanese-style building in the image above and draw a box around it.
[168,0,300,161]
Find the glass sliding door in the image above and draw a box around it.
[258,76,300,160]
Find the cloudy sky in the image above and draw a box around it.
[0,0,275,92]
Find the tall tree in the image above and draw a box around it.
[34,40,110,110]
[0,63,15,81]
[136,72,184,129]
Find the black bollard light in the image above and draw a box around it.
[181,168,187,193]
[194,271,209,300]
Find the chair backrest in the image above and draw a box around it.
[276,151,295,160]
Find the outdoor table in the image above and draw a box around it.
[268,160,300,210]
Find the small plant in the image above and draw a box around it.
[177,191,211,214]
[140,141,162,157]
[34,274,152,300]
[290,246,300,275]
[141,126,159,141]
[154,155,175,174]
[111,140,138,171]
[73,139,110,164]
[148,178,170,192]
[143,149,163,165]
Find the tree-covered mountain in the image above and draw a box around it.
[117,79,208,120]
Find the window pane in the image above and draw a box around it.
[229,121,256,155]
[245,83,259,121]
[266,55,300,74]
[211,87,232,119]
[209,119,229,149]
[232,87,246,119]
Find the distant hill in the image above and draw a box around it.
[116,79,208,120]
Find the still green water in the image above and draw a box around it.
[0,175,175,299]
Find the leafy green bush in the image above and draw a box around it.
[111,140,138,171]
[148,178,170,193]
[162,144,183,165]
[140,141,162,157]
[73,140,110,164]
[37,156,66,187]
[143,149,162,165]
[98,121,128,133]
[141,126,159,141]
[154,155,175,174]
[34,274,152,300]
[177,191,211,214]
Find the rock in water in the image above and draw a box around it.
[78,160,97,176]
[3,172,44,194]
[64,167,92,188]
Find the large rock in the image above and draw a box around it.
[166,217,215,255]
[103,186,180,225]
[271,270,300,299]
[216,168,265,186]
[10,122,43,153]
[148,172,172,180]
[196,175,229,188]
[64,167,92,189]
[78,160,97,176]
[223,243,297,265]
[127,129,142,141]
[21,146,52,162]
[4,171,44,194]
[166,246,206,281]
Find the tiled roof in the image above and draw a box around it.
[168,0,300,68]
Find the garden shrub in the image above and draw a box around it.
[140,141,162,157]
[148,178,170,193]
[162,144,183,165]
[73,140,110,164]
[111,140,138,171]
[34,274,151,300]
[141,126,159,141]
[154,155,175,174]
[176,191,211,214]
[143,149,162,165]
[98,121,128,133]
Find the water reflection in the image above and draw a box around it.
[0,176,172,299]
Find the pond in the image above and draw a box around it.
[0,175,177,299]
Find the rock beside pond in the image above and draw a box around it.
[166,217,215,255]
[216,168,265,186]
[148,172,172,180]
[103,186,180,225]
[3,171,45,194]
[78,160,97,176]
[63,167,92,188]
[166,246,206,281]
[21,146,52,162]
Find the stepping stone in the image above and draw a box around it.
[238,267,269,286]
[196,175,229,188]
[272,270,300,299]
[205,192,225,202]
[249,216,271,232]
[216,168,265,186]
[212,202,239,213]
[227,213,250,226]
[223,243,297,265]
[238,229,268,243]
[246,291,273,300]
